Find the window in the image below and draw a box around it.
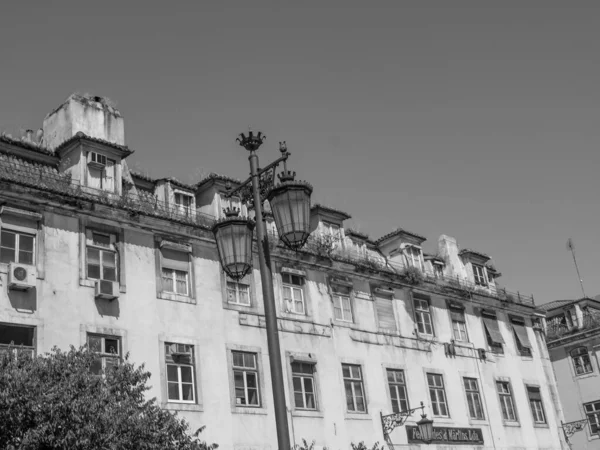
[571,347,593,375]
[433,263,444,278]
[160,247,190,296]
[87,152,115,192]
[332,285,353,322]
[565,309,578,328]
[414,295,434,335]
[511,317,532,357]
[165,343,195,403]
[405,246,423,270]
[0,229,35,265]
[322,221,341,238]
[585,401,600,435]
[86,231,117,281]
[473,264,487,286]
[427,373,449,417]
[232,351,260,407]
[292,361,317,410]
[387,369,409,413]
[175,192,194,218]
[0,323,35,358]
[482,312,504,354]
[88,334,120,374]
[282,273,305,314]
[227,280,250,306]
[450,307,468,342]
[496,381,517,422]
[526,386,546,424]
[374,293,396,330]
[463,378,485,420]
[343,364,366,413]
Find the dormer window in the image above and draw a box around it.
[322,222,341,238]
[87,151,115,192]
[175,192,194,218]
[404,245,423,271]
[472,264,487,286]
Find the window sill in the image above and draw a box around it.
[292,409,324,418]
[468,418,488,426]
[431,417,453,425]
[163,402,204,412]
[158,291,196,304]
[223,302,256,313]
[502,421,521,427]
[574,372,596,380]
[533,423,549,429]
[332,320,356,329]
[231,406,268,415]
[344,412,371,420]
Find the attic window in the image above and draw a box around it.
[175,192,194,218]
[87,151,115,193]
[404,245,423,271]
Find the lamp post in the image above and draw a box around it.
[212,131,313,450]
[380,402,434,446]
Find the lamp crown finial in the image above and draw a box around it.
[278,170,296,183]
[237,130,266,152]
[223,206,241,218]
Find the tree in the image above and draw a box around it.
[0,345,218,450]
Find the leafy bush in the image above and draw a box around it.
[401,266,424,285]
[351,441,386,450]
[0,345,218,450]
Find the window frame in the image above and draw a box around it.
[427,372,450,418]
[482,311,504,355]
[510,316,532,358]
[165,342,196,404]
[155,239,194,303]
[387,368,409,414]
[174,191,195,218]
[281,272,306,315]
[463,377,485,420]
[226,345,266,414]
[571,346,594,376]
[413,294,434,336]
[87,333,121,375]
[342,363,367,414]
[331,283,354,323]
[404,245,423,271]
[585,400,600,436]
[449,306,469,342]
[291,360,318,411]
[525,385,547,425]
[227,280,251,306]
[472,263,488,286]
[86,151,116,193]
[85,230,118,282]
[496,380,519,423]
[0,322,36,359]
[0,229,36,265]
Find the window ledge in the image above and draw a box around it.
[281,312,311,322]
[502,421,521,427]
[292,409,324,418]
[574,372,597,380]
[163,402,204,412]
[223,302,256,313]
[344,412,372,421]
[158,291,196,304]
[231,406,268,415]
[468,418,488,425]
[533,423,549,429]
[332,320,356,329]
[431,417,453,425]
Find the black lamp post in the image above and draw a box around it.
[212,131,312,450]
[381,401,434,445]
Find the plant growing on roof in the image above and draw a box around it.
[401,265,424,285]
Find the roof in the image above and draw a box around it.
[54,132,134,157]
[156,177,195,191]
[130,170,155,183]
[538,297,600,312]
[0,133,55,157]
[345,228,369,240]
[458,248,491,261]
[375,227,427,245]
[311,204,352,220]
[195,172,242,190]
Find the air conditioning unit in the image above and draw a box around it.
[8,263,37,290]
[87,151,107,169]
[95,280,119,300]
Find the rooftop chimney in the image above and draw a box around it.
[42,93,125,150]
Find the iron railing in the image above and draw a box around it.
[0,156,216,228]
[546,313,600,340]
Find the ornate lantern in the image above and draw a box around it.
[416,410,434,444]
[212,207,255,280]
[266,170,313,251]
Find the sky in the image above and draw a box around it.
[1,2,599,305]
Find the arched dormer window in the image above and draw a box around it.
[571,347,593,375]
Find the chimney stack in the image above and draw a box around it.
[42,93,125,150]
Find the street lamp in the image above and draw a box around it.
[211,131,312,450]
[381,401,434,445]
[416,408,434,444]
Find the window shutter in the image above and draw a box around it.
[375,296,396,330]
[512,322,532,349]
[527,386,541,400]
[450,309,465,322]
[482,314,504,344]
[88,167,103,189]
[161,248,189,271]
[104,160,115,192]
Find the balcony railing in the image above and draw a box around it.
[268,231,535,306]
[0,157,216,229]
[546,313,600,341]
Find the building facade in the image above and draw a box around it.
[0,93,567,450]
[543,298,600,449]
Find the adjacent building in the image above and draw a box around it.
[542,297,600,449]
[0,93,567,450]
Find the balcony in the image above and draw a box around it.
[268,231,535,307]
[0,156,216,229]
[546,313,600,341]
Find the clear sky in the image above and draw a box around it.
[1,2,599,305]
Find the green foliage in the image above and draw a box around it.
[401,266,423,285]
[0,345,218,450]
